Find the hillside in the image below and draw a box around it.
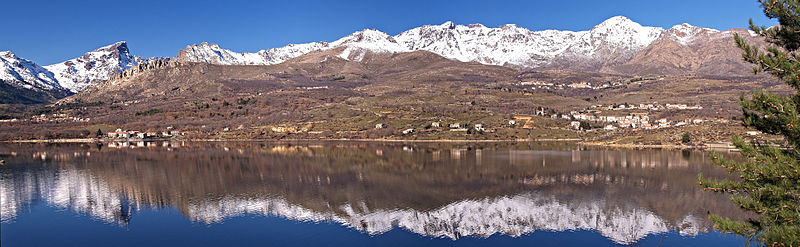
[0,16,769,105]
[0,16,786,144]
[0,45,786,145]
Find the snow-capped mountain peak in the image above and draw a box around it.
[169,15,753,74]
[440,21,456,29]
[499,23,518,29]
[0,51,62,91]
[594,16,638,29]
[44,41,149,92]
[331,29,404,49]
[176,42,270,65]
[330,29,409,60]
[666,23,722,45]
[260,41,330,64]
[587,16,665,50]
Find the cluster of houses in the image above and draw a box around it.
[31,113,90,123]
[519,78,636,91]
[106,141,185,149]
[375,121,489,135]
[556,102,707,131]
[590,103,703,111]
[106,127,185,139]
[569,112,705,131]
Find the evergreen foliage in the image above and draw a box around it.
[699,1,800,245]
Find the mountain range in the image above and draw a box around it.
[0,16,762,104]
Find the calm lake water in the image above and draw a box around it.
[0,142,752,246]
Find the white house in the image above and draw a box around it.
[570,121,581,130]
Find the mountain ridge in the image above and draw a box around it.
[173,16,761,75]
[0,51,71,103]
[0,16,765,104]
[44,41,151,93]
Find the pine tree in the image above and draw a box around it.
[699,1,800,245]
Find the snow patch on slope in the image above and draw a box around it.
[667,23,721,45]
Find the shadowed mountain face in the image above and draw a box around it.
[0,142,749,244]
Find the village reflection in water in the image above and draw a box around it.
[0,142,747,245]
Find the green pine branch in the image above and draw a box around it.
[699,1,800,246]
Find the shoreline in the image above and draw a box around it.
[1,137,580,144]
[580,141,707,150]
[0,137,739,150]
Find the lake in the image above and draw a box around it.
[0,141,752,246]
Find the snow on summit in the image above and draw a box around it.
[44,41,149,92]
[0,51,62,91]
[3,16,750,94]
[330,29,409,61]
[176,16,731,69]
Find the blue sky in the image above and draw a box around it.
[0,0,777,65]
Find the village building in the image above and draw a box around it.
[474,124,485,131]
[657,118,671,128]
[536,107,545,116]
[402,129,414,135]
[431,122,441,128]
[573,114,588,120]
[107,129,134,139]
[450,123,461,129]
[375,123,386,129]
[570,121,581,130]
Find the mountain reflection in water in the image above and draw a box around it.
[0,142,748,245]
